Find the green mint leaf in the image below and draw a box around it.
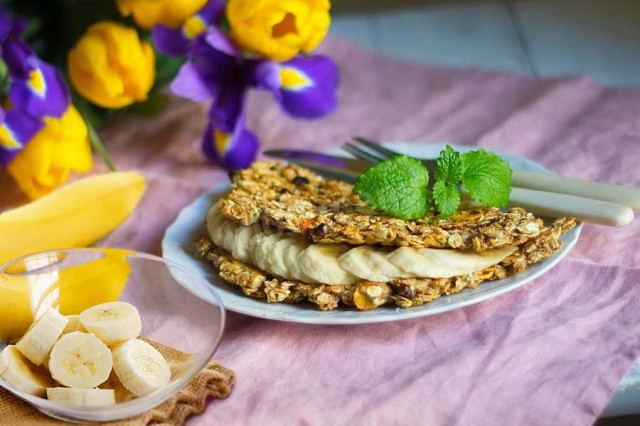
[432,180,461,218]
[434,145,462,184]
[354,155,430,220]
[461,150,512,207]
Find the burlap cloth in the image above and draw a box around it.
[0,341,235,425]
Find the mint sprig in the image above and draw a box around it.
[433,146,512,217]
[432,180,460,218]
[353,146,512,220]
[353,155,430,220]
[460,150,512,207]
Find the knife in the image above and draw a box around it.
[264,149,640,210]
[264,149,635,226]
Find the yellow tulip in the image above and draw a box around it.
[7,105,93,200]
[227,0,331,61]
[67,21,155,109]
[116,0,208,29]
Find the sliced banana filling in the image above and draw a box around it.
[207,203,517,285]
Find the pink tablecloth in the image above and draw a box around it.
[3,37,640,425]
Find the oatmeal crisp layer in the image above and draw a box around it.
[218,161,545,251]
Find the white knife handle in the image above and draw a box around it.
[509,187,634,227]
[512,170,640,210]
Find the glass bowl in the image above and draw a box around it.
[0,248,225,423]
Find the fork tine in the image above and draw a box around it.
[342,142,386,163]
[352,137,401,159]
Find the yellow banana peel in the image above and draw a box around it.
[0,274,34,342]
[58,248,133,315]
[0,248,134,342]
[0,172,146,265]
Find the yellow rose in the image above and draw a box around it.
[7,105,93,199]
[116,0,208,29]
[67,22,155,109]
[227,0,331,61]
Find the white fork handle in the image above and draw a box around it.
[509,187,634,227]
[512,170,640,210]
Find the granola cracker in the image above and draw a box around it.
[219,161,544,251]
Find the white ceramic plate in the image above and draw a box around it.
[162,143,582,325]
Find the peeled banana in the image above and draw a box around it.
[99,370,133,403]
[47,387,116,407]
[62,315,82,334]
[79,301,142,345]
[207,205,519,284]
[0,301,173,407]
[48,332,113,389]
[112,339,171,397]
[0,345,54,397]
[0,171,146,265]
[16,308,68,366]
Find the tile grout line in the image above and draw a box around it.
[503,0,540,78]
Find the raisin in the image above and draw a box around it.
[291,176,310,186]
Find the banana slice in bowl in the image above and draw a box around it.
[0,248,225,423]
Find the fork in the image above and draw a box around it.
[342,137,636,226]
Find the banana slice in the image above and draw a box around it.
[297,244,358,285]
[283,237,319,283]
[62,315,82,334]
[387,246,517,278]
[0,345,54,397]
[47,387,115,407]
[220,220,239,253]
[112,339,171,397]
[48,332,113,388]
[265,236,300,279]
[249,233,282,273]
[99,370,134,403]
[207,204,226,247]
[231,226,257,263]
[339,245,410,282]
[79,301,142,345]
[16,308,69,366]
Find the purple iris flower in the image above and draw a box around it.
[0,12,70,119]
[254,55,339,119]
[169,28,260,169]
[152,0,225,57]
[158,0,339,170]
[0,9,71,168]
[0,107,44,167]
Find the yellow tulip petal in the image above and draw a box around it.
[226,0,329,61]
[117,0,207,29]
[7,105,94,199]
[116,0,164,29]
[67,21,154,109]
[163,0,208,28]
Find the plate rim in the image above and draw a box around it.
[162,143,582,325]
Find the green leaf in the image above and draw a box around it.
[353,155,430,220]
[86,120,116,172]
[434,145,462,184]
[432,180,461,218]
[153,51,185,88]
[461,150,512,207]
[74,96,115,171]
